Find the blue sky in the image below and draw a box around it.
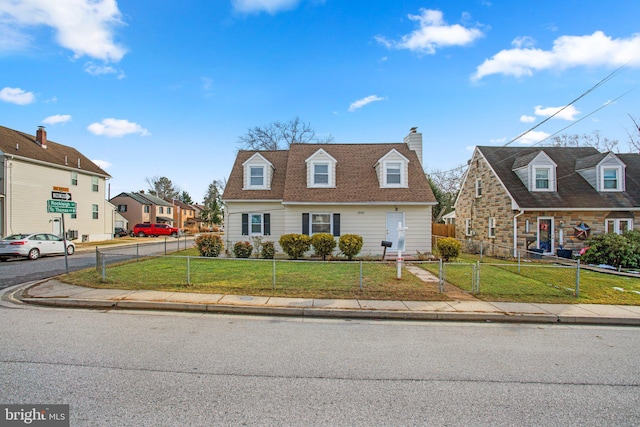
[1,0,639,202]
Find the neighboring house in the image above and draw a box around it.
[166,198,197,231]
[222,129,436,256]
[0,125,115,241]
[455,146,640,256]
[110,192,174,229]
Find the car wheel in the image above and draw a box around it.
[171,232,178,237]
[137,232,146,237]
[66,245,75,255]
[28,248,40,260]
[0,257,8,262]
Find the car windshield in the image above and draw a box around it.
[3,234,31,240]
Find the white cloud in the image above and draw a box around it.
[534,105,580,121]
[232,0,300,14]
[376,9,484,54]
[489,137,506,144]
[42,114,71,125]
[84,63,125,78]
[0,87,35,105]
[0,0,127,62]
[515,130,550,144]
[92,159,111,169]
[520,115,535,123]
[348,95,385,112]
[473,31,640,80]
[87,118,150,137]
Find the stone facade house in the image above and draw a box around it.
[222,129,436,257]
[455,146,640,257]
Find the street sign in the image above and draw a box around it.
[47,200,77,214]
[51,191,72,201]
[53,186,69,192]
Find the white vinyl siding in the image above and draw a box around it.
[306,149,337,188]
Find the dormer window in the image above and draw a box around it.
[386,163,402,185]
[306,149,337,188]
[314,163,329,185]
[243,153,273,190]
[535,167,550,190]
[602,167,621,191]
[377,149,409,188]
[250,166,264,186]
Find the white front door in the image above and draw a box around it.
[386,212,405,251]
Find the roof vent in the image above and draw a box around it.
[77,158,81,168]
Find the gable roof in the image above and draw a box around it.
[223,143,435,204]
[477,146,640,210]
[0,125,110,177]
[112,192,172,206]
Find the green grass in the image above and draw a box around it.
[63,249,450,301]
[420,254,640,305]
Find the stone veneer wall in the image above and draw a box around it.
[456,151,639,255]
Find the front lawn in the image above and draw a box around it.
[63,250,450,301]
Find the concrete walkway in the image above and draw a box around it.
[11,279,640,326]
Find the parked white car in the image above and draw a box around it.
[0,233,75,261]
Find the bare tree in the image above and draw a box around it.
[547,130,618,152]
[427,165,466,222]
[238,116,334,150]
[627,114,640,152]
[145,176,180,200]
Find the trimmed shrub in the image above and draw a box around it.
[437,237,461,262]
[261,241,275,259]
[233,241,253,258]
[338,234,363,260]
[581,232,640,269]
[195,233,223,257]
[311,233,336,261]
[279,234,311,259]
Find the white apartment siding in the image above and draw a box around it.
[4,159,111,241]
[224,201,285,252]
[284,205,432,256]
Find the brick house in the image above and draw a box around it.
[110,192,174,230]
[455,146,640,256]
[222,129,436,256]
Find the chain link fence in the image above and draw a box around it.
[430,235,582,297]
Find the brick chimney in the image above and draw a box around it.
[36,126,47,148]
[404,127,422,166]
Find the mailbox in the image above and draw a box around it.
[381,241,392,248]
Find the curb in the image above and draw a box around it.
[17,296,640,326]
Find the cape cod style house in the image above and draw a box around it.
[222,129,436,257]
[0,125,114,241]
[455,146,640,257]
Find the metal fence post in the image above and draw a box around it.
[136,244,139,262]
[576,259,580,298]
[101,255,106,282]
[517,248,521,274]
[439,258,445,292]
[472,263,476,293]
[475,260,481,293]
[480,240,483,262]
[187,256,191,285]
[164,237,167,255]
[272,258,276,290]
[359,261,363,290]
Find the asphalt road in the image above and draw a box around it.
[1,299,638,426]
[0,237,195,288]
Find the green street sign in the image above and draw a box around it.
[47,199,77,214]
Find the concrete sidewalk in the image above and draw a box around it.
[12,279,640,325]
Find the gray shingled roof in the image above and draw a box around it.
[222,143,436,204]
[0,125,110,177]
[113,192,172,206]
[478,146,640,209]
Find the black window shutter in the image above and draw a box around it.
[333,213,341,236]
[241,213,248,235]
[264,213,271,235]
[302,213,309,235]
